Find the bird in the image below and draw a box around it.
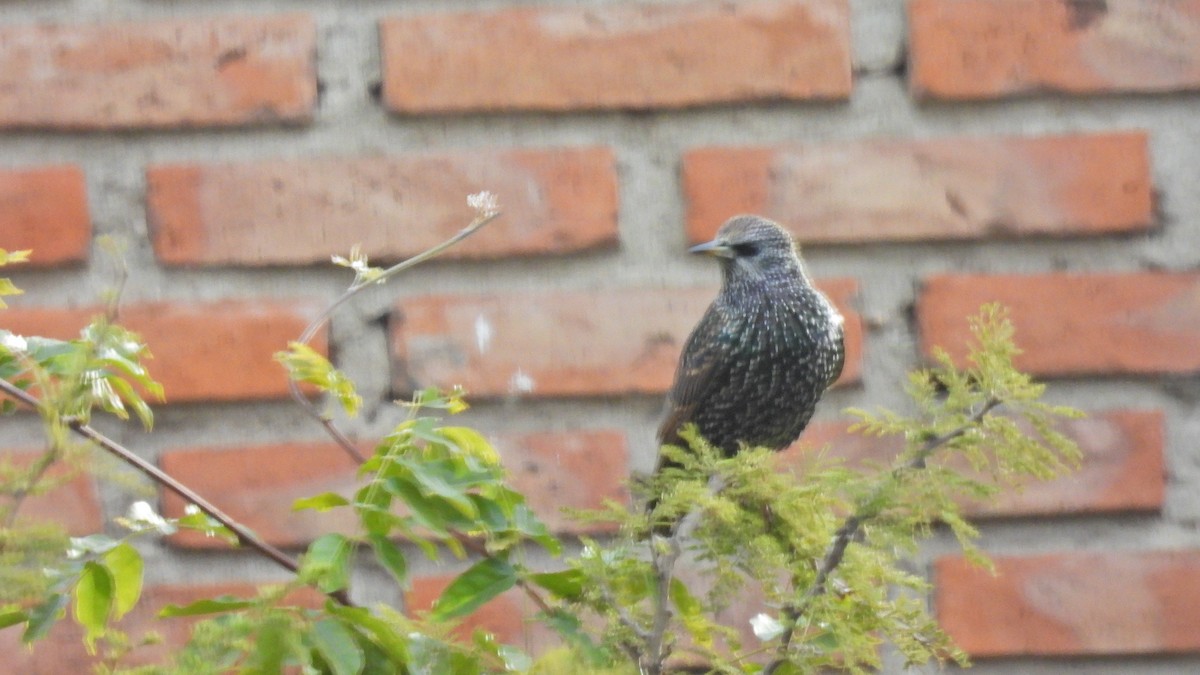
[655,215,845,467]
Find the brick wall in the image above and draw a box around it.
[2,1,1199,672]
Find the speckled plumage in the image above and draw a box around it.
[658,215,845,460]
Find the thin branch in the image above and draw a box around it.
[0,378,353,607]
[287,211,499,465]
[599,580,651,643]
[763,397,1003,674]
[642,474,723,674]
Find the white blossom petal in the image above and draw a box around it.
[750,613,785,641]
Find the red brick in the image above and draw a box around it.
[407,574,557,653]
[0,166,90,266]
[791,409,1164,518]
[1,300,326,403]
[0,15,316,130]
[496,430,629,535]
[909,0,1200,100]
[0,582,322,673]
[683,132,1153,244]
[160,441,362,549]
[146,148,618,266]
[392,282,861,399]
[3,449,103,536]
[379,1,851,113]
[918,273,1200,377]
[935,550,1200,657]
[160,430,629,548]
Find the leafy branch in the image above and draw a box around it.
[282,192,501,464]
[764,397,1001,674]
[553,303,1082,673]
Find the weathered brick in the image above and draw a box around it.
[683,132,1153,244]
[0,582,322,673]
[1,300,325,402]
[160,441,362,549]
[909,0,1200,99]
[495,430,629,535]
[918,273,1200,377]
[379,0,851,113]
[2,449,103,536]
[0,15,316,130]
[936,550,1200,657]
[146,148,618,266]
[0,165,90,266]
[160,430,629,548]
[792,410,1164,518]
[391,282,861,399]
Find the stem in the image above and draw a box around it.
[642,474,723,674]
[763,397,1002,674]
[0,378,353,607]
[287,211,498,465]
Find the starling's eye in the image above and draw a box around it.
[731,242,759,257]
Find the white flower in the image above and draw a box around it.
[1,332,27,353]
[126,500,177,535]
[467,191,500,218]
[184,504,201,516]
[750,613,785,641]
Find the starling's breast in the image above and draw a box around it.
[694,286,844,454]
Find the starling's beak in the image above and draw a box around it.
[688,238,735,258]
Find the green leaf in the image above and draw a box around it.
[404,459,478,518]
[669,577,711,649]
[497,644,532,671]
[312,618,365,675]
[70,533,120,556]
[74,561,114,651]
[275,342,362,417]
[540,609,609,667]
[438,426,500,465]
[246,614,291,674]
[173,509,239,546]
[0,610,28,630]
[512,504,560,555]
[302,533,353,593]
[0,248,32,265]
[0,278,23,306]
[326,604,409,664]
[293,492,351,512]
[368,534,408,588]
[431,557,516,621]
[159,596,257,617]
[22,594,67,643]
[103,542,143,620]
[527,569,585,601]
[384,476,463,534]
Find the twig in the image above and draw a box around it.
[642,474,724,674]
[762,397,1002,674]
[0,378,353,607]
[287,211,499,465]
[599,581,651,644]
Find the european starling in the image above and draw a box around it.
[656,215,845,462]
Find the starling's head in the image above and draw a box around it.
[690,215,804,284]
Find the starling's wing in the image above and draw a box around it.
[656,302,744,449]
